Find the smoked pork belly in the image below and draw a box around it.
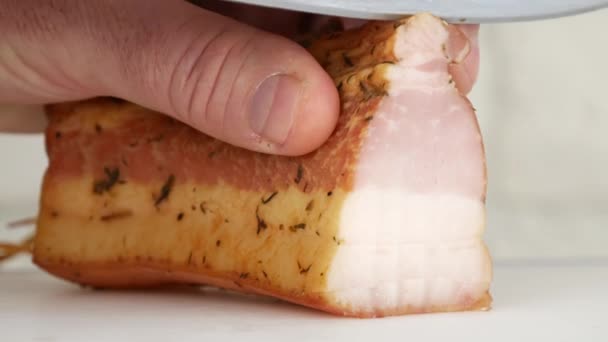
[32,13,492,318]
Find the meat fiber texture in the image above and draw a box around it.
[32,13,492,318]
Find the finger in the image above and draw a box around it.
[190,1,369,38]
[0,104,46,134]
[189,0,310,37]
[447,24,480,95]
[0,0,340,156]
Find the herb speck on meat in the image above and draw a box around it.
[93,167,120,194]
[294,164,303,184]
[289,223,306,232]
[154,174,175,206]
[262,192,278,204]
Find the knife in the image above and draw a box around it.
[220,0,608,23]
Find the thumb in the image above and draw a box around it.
[0,0,340,156]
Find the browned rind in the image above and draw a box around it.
[36,259,492,318]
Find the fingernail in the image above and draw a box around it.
[249,74,301,145]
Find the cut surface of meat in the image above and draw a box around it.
[32,13,492,318]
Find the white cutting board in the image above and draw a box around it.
[1,262,608,341]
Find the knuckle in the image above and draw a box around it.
[168,26,257,135]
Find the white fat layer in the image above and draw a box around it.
[335,189,485,244]
[327,190,490,310]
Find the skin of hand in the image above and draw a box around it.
[0,0,479,156]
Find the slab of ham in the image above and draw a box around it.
[32,13,492,318]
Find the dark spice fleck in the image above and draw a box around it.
[320,272,324,277]
[199,201,207,214]
[234,281,242,288]
[191,205,196,211]
[100,209,133,222]
[55,131,62,139]
[203,255,207,264]
[192,187,197,192]
[315,231,320,236]
[239,272,249,279]
[51,211,59,218]
[303,182,309,193]
[154,174,175,206]
[224,219,229,223]
[177,212,184,221]
[279,224,284,230]
[305,200,314,212]
[364,116,374,122]
[294,164,303,184]
[187,251,193,264]
[289,223,306,232]
[216,240,221,247]
[343,53,354,67]
[93,167,120,194]
[262,271,268,279]
[262,192,278,204]
[121,157,128,167]
[256,205,267,235]
[327,191,333,196]
[208,151,217,159]
[95,123,102,133]
[297,261,312,274]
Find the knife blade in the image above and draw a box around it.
[220,0,608,23]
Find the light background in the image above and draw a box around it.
[1,9,607,270]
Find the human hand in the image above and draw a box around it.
[0,0,343,156]
[0,1,480,156]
